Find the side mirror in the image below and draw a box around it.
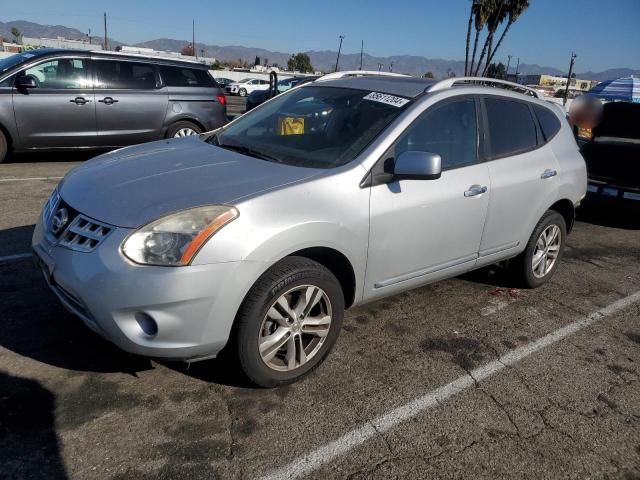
[394,151,442,180]
[17,76,38,89]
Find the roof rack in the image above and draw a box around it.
[89,50,204,65]
[428,77,540,98]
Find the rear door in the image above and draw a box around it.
[12,57,97,148]
[478,96,561,263]
[93,59,168,146]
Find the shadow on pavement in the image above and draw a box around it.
[577,204,640,230]
[6,150,106,164]
[0,371,68,480]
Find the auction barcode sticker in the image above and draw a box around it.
[363,92,410,107]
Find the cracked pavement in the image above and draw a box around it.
[1,155,639,480]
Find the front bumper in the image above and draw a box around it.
[32,214,264,361]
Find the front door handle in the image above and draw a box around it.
[541,169,557,179]
[464,185,488,197]
[69,96,91,105]
[98,97,119,105]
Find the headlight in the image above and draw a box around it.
[122,205,238,266]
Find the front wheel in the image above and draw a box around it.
[166,121,202,139]
[511,210,567,288]
[238,88,247,97]
[234,257,344,387]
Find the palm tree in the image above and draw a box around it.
[468,0,493,76]
[482,0,530,76]
[464,1,476,75]
[474,0,508,76]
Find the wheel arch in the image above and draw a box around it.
[548,198,575,233]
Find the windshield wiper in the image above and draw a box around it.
[215,143,282,163]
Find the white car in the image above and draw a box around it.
[227,78,270,96]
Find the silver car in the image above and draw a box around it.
[33,76,587,387]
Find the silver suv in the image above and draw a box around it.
[33,76,587,387]
[0,49,227,162]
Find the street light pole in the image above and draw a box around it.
[103,12,108,50]
[563,52,577,106]
[359,40,363,70]
[334,35,345,72]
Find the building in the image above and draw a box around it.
[512,73,598,92]
[22,36,102,51]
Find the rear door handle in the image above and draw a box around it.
[541,169,557,179]
[69,96,91,105]
[98,97,119,105]
[464,185,488,197]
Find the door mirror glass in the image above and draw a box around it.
[394,151,442,180]
[16,75,38,89]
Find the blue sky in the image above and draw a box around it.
[3,0,639,72]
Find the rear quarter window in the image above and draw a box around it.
[533,104,561,141]
[485,97,538,158]
[159,66,215,88]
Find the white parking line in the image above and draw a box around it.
[0,253,32,263]
[0,176,63,182]
[260,290,640,480]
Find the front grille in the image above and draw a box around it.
[58,215,113,253]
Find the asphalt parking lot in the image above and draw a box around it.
[1,153,640,480]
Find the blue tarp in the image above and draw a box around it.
[589,76,640,103]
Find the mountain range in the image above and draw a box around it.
[2,19,638,81]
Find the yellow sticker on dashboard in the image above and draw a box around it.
[279,117,305,135]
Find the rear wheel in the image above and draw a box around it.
[511,210,566,288]
[0,130,7,164]
[234,257,344,387]
[166,121,202,139]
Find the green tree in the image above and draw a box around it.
[468,0,493,76]
[287,53,314,73]
[486,62,507,79]
[482,0,530,76]
[423,71,435,79]
[10,27,21,44]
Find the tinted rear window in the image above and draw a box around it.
[159,66,216,88]
[96,61,157,89]
[485,98,538,157]
[533,105,561,141]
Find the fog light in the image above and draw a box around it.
[135,312,158,336]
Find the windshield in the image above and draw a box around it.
[0,52,40,75]
[208,86,410,168]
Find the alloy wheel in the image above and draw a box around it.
[258,285,333,372]
[532,224,561,279]
[173,127,197,138]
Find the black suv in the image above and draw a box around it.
[0,49,227,162]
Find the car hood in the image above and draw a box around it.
[59,136,321,228]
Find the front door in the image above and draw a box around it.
[366,97,490,300]
[93,59,168,146]
[12,57,97,148]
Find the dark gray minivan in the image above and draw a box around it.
[0,49,227,162]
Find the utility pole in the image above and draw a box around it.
[514,56,520,82]
[359,40,363,70]
[103,12,108,50]
[334,35,345,72]
[87,28,91,46]
[563,52,577,106]
[192,19,196,58]
[506,55,512,75]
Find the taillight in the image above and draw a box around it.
[217,94,227,106]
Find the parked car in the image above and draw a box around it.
[214,77,234,89]
[226,78,270,96]
[581,101,640,209]
[33,76,586,387]
[245,76,315,111]
[0,49,227,162]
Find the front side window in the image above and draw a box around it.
[485,97,538,157]
[209,86,410,168]
[395,98,477,170]
[95,61,157,90]
[21,58,89,89]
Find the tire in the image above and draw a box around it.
[511,210,567,288]
[0,129,7,164]
[234,256,344,387]
[165,121,202,139]
[239,88,247,97]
